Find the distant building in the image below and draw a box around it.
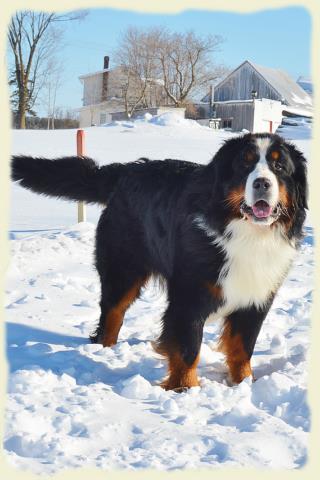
[297,76,313,96]
[201,60,312,132]
[78,56,122,127]
[78,56,179,127]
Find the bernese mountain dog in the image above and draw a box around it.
[11,132,308,391]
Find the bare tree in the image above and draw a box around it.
[8,10,87,129]
[41,58,64,129]
[158,30,224,107]
[113,27,226,114]
[114,27,163,118]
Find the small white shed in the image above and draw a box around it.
[252,98,283,133]
[214,98,282,133]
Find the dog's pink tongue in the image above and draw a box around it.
[252,201,272,218]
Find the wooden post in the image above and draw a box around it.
[76,129,86,223]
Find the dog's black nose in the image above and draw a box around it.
[253,177,271,191]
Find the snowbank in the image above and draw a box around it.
[148,112,202,128]
[6,119,313,473]
[102,111,204,129]
[5,222,312,473]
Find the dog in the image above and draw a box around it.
[11,132,308,391]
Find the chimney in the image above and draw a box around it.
[102,55,109,102]
[104,56,109,70]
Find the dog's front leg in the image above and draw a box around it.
[218,301,273,384]
[154,283,216,391]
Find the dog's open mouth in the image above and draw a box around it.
[240,201,280,222]
[252,200,273,218]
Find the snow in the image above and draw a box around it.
[102,112,204,130]
[277,116,312,142]
[282,105,313,118]
[5,113,313,473]
[291,92,312,107]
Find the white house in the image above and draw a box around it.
[78,56,125,127]
[78,56,185,127]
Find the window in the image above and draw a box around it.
[100,113,107,125]
[223,119,232,129]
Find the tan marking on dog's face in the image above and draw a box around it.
[226,186,245,214]
[277,183,295,234]
[218,321,252,384]
[278,183,290,208]
[271,150,280,161]
[245,151,255,162]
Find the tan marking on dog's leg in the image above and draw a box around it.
[160,351,200,391]
[218,321,252,384]
[102,280,146,347]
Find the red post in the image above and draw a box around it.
[76,129,86,222]
[77,129,85,156]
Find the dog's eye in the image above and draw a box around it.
[243,161,252,169]
[274,162,283,171]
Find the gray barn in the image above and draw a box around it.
[204,60,312,132]
[214,100,254,132]
[214,60,312,107]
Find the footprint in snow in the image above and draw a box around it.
[35,293,49,300]
[6,295,31,308]
[73,300,96,308]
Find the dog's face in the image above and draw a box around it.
[212,133,308,228]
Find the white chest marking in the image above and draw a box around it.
[218,219,296,311]
[195,216,296,315]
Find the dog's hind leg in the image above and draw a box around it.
[91,274,148,347]
[90,208,150,347]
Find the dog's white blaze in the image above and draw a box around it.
[245,137,279,208]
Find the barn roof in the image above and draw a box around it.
[249,61,312,109]
[210,60,312,113]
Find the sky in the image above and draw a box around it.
[12,6,312,116]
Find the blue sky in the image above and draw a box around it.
[46,6,312,114]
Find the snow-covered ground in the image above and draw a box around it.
[5,114,313,473]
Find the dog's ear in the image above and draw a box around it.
[286,143,308,210]
[209,134,251,181]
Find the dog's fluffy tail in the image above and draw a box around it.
[11,155,126,204]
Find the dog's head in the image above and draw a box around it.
[210,133,308,230]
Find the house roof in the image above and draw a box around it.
[79,68,109,81]
[207,60,312,113]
